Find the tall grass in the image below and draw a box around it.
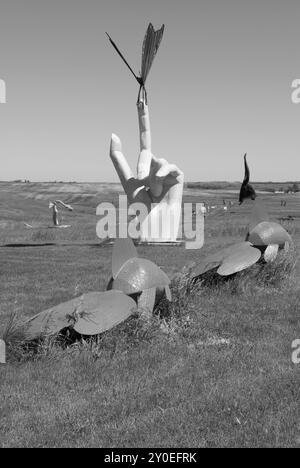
[4,246,297,365]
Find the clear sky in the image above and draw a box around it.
[0,0,299,182]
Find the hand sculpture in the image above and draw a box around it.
[110,99,184,242]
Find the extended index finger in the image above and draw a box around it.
[137,100,151,151]
[137,100,152,180]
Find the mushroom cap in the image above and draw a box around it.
[73,291,136,335]
[112,258,170,294]
[217,242,261,276]
[192,242,261,279]
[23,302,73,341]
[23,291,136,340]
[248,221,292,246]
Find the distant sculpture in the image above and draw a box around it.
[191,154,293,282]
[239,154,292,259]
[50,202,59,226]
[49,200,73,227]
[239,154,257,204]
[200,203,207,216]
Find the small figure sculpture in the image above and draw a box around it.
[49,200,73,227]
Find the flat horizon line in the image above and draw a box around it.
[1,180,300,185]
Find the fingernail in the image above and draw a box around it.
[110,133,121,152]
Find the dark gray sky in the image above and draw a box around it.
[0,0,299,182]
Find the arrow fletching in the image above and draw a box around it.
[141,23,164,85]
[106,23,164,103]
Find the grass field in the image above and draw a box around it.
[1,181,300,448]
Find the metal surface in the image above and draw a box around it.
[73,291,136,335]
[23,298,78,340]
[217,242,261,276]
[23,291,137,339]
[248,221,292,246]
[192,242,262,279]
[112,257,170,294]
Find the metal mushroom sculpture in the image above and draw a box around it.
[21,238,171,341]
[191,241,262,281]
[106,23,164,104]
[239,154,292,262]
[191,154,293,282]
[107,238,171,313]
[22,291,137,341]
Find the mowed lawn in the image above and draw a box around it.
[0,182,300,448]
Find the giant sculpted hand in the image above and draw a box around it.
[110,100,184,242]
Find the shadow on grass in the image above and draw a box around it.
[1,243,56,248]
[0,241,110,248]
